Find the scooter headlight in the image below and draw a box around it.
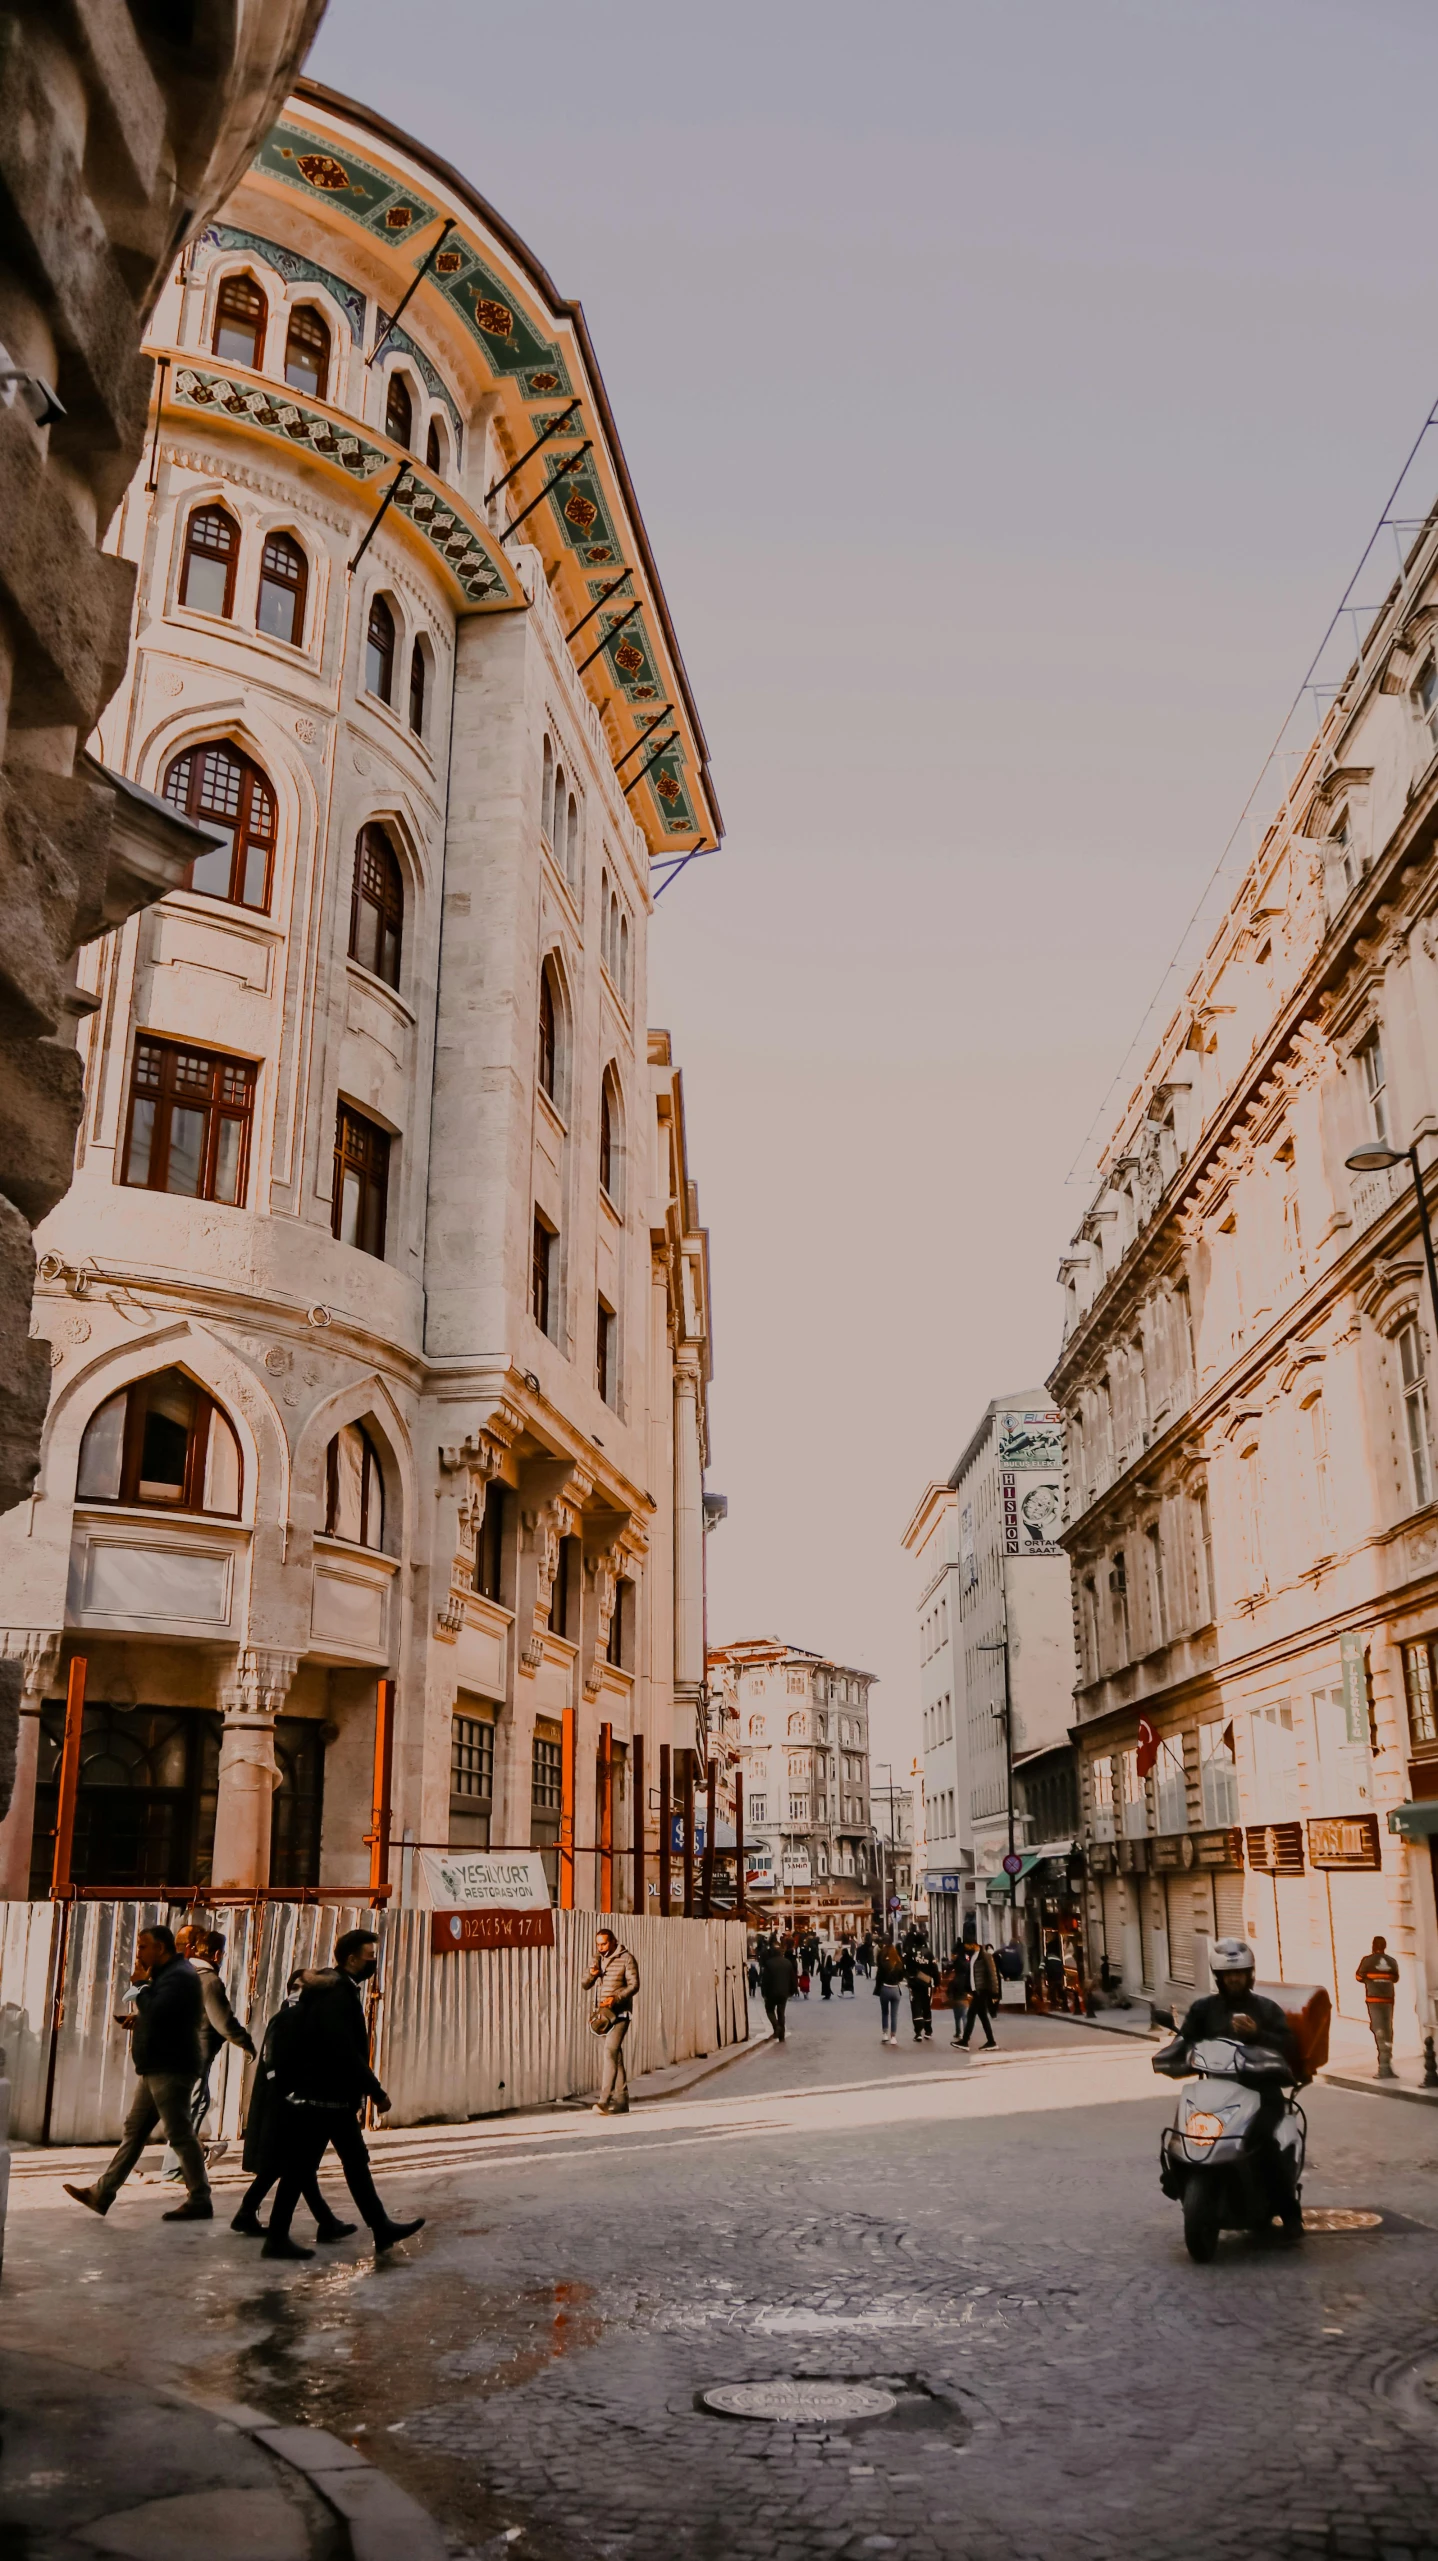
[1185,2111,1224,2145]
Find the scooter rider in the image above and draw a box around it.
[1174,1937,1304,2235]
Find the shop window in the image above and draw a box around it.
[324,1422,385,1549]
[29,1701,221,1895]
[256,531,307,647]
[1154,1737,1186,1833]
[348,824,404,988]
[450,1708,495,1847]
[213,272,266,368]
[163,739,275,909]
[77,1367,241,1514]
[270,1718,324,1887]
[530,1718,564,1890]
[179,504,238,617]
[283,304,330,400]
[121,1037,255,1204]
[332,1103,390,1258]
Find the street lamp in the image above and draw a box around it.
[874,1758,898,1938]
[1344,1140,1438,1347]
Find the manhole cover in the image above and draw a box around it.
[1303,2208,1383,2232]
[702,2381,896,2423]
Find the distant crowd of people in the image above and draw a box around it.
[747,1921,1041,2049]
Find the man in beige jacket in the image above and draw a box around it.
[583,1929,640,2115]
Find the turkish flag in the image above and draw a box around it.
[1135,1715,1159,1778]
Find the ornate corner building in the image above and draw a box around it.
[712,1638,877,1937]
[0,81,717,1906]
[1051,498,1438,2049]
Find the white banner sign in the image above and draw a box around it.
[418,1848,552,1911]
[780,1852,812,1887]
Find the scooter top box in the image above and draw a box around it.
[1253,1980,1331,2078]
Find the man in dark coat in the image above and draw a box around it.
[758,1940,798,2042]
[262,1928,424,2261]
[944,1944,972,2045]
[906,1943,939,2042]
[1172,1937,1303,2236]
[231,1970,355,2241]
[64,1925,212,2220]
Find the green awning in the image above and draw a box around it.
[1388,1801,1438,1839]
[983,1853,1042,1901]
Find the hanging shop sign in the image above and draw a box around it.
[1194,1827,1244,1871]
[1150,1834,1197,1872]
[418,1848,551,1910]
[1000,1468,1064,1557]
[1086,1840,1117,1875]
[1244,1821,1306,1877]
[1307,1814,1382,1871]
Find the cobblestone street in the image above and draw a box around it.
[7,1995,1438,2560]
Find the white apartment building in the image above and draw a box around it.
[0,83,718,1908]
[711,1637,875,1937]
[902,1483,967,1953]
[946,1395,1079,1952]
[1051,481,1438,2052]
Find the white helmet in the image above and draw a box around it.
[1212,1937,1255,1984]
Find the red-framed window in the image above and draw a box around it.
[179,504,238,618]
[333,1103,390,1258]
[121,1037,256,1205]
[348,825,403,988]
[257,531,307,647]
[162,739,276,910]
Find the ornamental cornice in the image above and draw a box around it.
[160,439,356,536]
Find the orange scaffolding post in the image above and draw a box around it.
[367,1676,395,1900]
[734,1767,746,1924]
[559,1705,576,1910]
[50,1656,87,1895]
[631,1730,645,1915]
[598,1720,613,1910]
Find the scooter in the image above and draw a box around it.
[1153,2032,1306,2262]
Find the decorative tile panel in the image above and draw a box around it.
[197,223,368,341]
[257,122,438,238]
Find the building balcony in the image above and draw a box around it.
[67,1505,250,1639]
[310,1535,398,1665]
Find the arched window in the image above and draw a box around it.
[163,739,275,909]
[256,530,307,647]
[365,594,395,702]
[325,1422,385,1549]
[213,272,266,369]
[77,1367,242,1515]
[618,911,629,1000]
[385,371,413,449]
[551,763,566,855]
[564,790,579,883]
[538,963,558,1103]
[425,417,443,472]
[541,736,555,841]
[599,1067,623,1208]
[409,638,425,737]
[348,824,403,988]
[284,304,330,399]
[179,503,238,617]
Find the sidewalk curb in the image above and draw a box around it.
[1320,2068,1438,2107]
[168,2392,449,2561]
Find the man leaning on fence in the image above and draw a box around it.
[584,1928,640,2115]
[64,1925,212,2221]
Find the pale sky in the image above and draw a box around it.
[310,0,1438,1770]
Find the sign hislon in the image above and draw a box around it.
[418,1847,552,1910]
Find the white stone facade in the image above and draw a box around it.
[1051,492,1438,2047]
[902,1483,966,1953]
[0,84,716,1907]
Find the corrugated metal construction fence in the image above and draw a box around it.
[0,1901,749,2146]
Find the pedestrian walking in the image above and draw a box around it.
[231,1970,355,2242]
[819,1952,836,2000]
[875,1938,906,2045]
[1355,1934,1400,2080]
[1042,1936,1066,2012]
[944,1944,972,2044]
[758,1939,798,2041]
[961,1941,1000,2048]
[584,1927,641,2115]
[798,1959,811,1998]
[64,1925,212,2221]
[748,1954,761,1997]
[857,1934,874,1981]
[161,1923,255,2180]
[839,1945,855,1996]
[906,1943,939,2042]
[261,1929,424,2261]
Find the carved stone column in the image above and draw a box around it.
[436,1426,514,1642]
[211,1648,299,1890]
[0,1631,63,1898]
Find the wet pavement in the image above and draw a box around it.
[7,1993,1438,2558]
